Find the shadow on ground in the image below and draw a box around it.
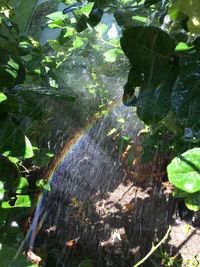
[29,107,200,267]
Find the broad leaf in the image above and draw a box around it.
[120,26,175,72]
[167,148,200,193]
[185,192,200,211]
[120,26,178,124]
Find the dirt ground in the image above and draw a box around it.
[30,108,200,267]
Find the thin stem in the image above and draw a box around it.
[133,226,172,267]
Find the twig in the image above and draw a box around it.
[133,225,171,267]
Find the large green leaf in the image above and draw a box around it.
[167,148,200,193]
[136,63,178,124]
[120,26,175,72]
[120,26,178,124]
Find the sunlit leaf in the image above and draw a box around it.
[0,181,4,200]
[81,3,94,16]
[169,0,200,33]
[167,148,200,193]
[103,48,122,62]
[24,136,34,159]
[46,11,66,21]
[18,41,33,56]
[107,128,117,136]
[13,177,29,194]
[175,42,194,52]
[95,23,108,37]
[2,195,31,208]
[0,92,7,103]
[73,37,84,49]
[132,15,148,23]
[63,27,74,37]
[36,179,51,192]
[48,20,65,29]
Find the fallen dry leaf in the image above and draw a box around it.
[66,237,80,249]
[27,250,42,265]
[122,202,135,212]
[162,181,174,194]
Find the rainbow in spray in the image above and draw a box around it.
[27,98,125,249]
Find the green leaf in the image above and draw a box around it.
[175,42,194,52]
[185,192,200,211]
[121,26,178,124]
[13,177,29,194]
[18,41,33,56]
[2,195,31,208]
[0,92,7,103]
[81,3,94,16]
[33,149,54,168]
[170,50,200,131]
[167,148,200,193]
[15,195,31,208]
[24,136,34,159]
[48,20,65,29]
[46,11,66,21]
[36,179,51,192]
[103,48,122,63]
[73,37,84,49]
[172,187,190,198]
[0,127,33,159]
[0,181,4,200]
[95,23,108,37]
[120,26,175,71]
[169,0,200,33]
[132,15,148,24]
